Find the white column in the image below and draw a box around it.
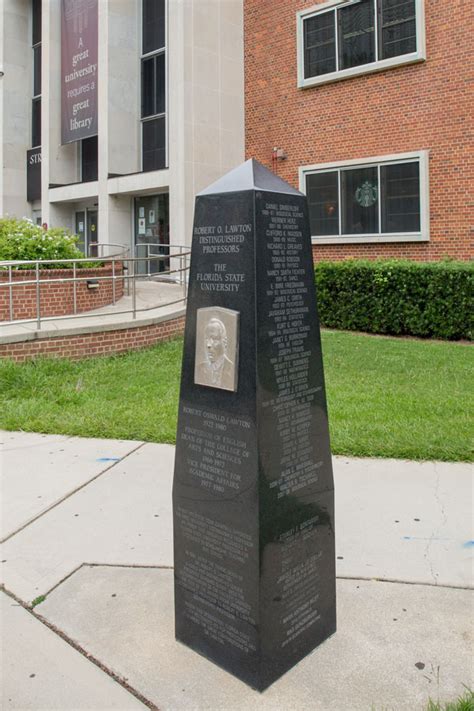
[97,0,109,248]
[168,0,244,251]
[107,0,140,177]
[106,194,133,252]
[0,0,30,218]
[168,0,188,249]
[99,0,139,250]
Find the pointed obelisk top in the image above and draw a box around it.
[197,158,303,197]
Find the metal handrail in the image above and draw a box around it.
[0,242,129,268]
[0,255,190,286]
[0,243,191,329]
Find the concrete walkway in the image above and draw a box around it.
[1,430,473,710]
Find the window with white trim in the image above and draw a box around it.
[301,153,429,242]
[298,0,425,88]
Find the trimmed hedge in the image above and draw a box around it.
[315,259,473,341]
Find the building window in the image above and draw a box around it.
[32,99,41,149]
[298,0,425,88]
[143,0,166,55]
[142,53,166,118]
[31,0,42,147]
[300,152,429,243]
[141,0,167,172]
[142,119,166,173]
[81,136,98,182]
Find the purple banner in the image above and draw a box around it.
[61,0,98,144]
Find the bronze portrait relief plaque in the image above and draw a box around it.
[194,306,239,392]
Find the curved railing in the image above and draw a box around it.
[0,242,190,329]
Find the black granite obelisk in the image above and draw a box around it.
[172,159,336,691]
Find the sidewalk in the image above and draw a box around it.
[1,430,473,710]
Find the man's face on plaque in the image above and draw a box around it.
[205,322,224,363]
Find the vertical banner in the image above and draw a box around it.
[61,0,98,144]
[26,148,42,202]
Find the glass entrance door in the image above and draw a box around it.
[87,210,98,257]
[134,194,169,276]
[75,211,86,254]
[75,210,98,256]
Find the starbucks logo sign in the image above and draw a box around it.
[355,181,378,208]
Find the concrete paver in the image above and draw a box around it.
[1,591,147,710]
[0,431,142,540]
[1,439,472,603]
[1,432,472,710]
[1,442,174,602]
[36,565,474,711]
[335,456,474,588]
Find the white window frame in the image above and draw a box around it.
[297,0,426,89]
[299,150,430,244]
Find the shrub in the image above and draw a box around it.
[0,217,95,268]
[315,259,473,341]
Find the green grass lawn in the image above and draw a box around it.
[374,690,474,711]
[426,689,474,711]
[0,331,472,461]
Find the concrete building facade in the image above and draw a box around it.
[244,0,473,262]
[0,0,244,256]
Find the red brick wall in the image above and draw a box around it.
[0,316,185,362]
[0,263,124,321]
[244,0,473,262]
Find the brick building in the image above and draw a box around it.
[244,0,473,262]
[1,0,472,264]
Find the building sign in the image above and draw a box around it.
[61,0,98,144]
[27,148,42,202]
